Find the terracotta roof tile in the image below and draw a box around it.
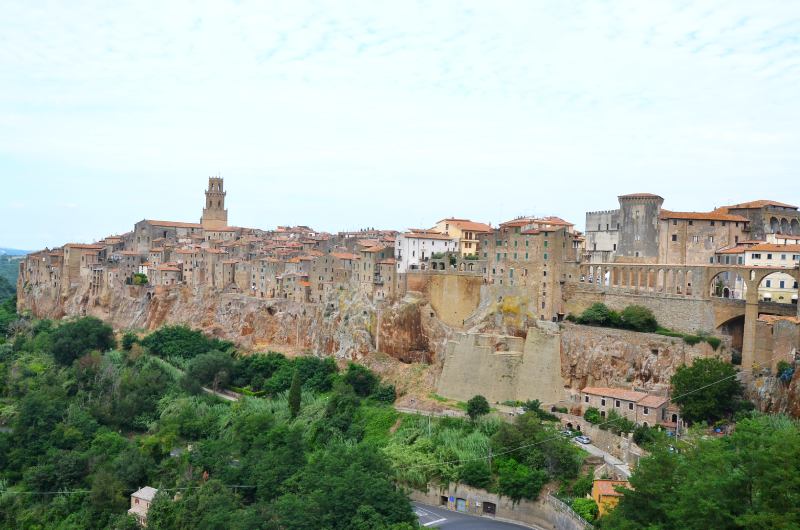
[659,210,749,222]
[144,219,203,228]
[582,387,648,402]
[725,199,798,210]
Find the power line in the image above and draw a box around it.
[400,353,784,471]
[0,484,255,496]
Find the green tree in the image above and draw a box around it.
[182,350,235,394]
[671,358,744,424]
[466,395,490,420]
[571,498,599,521]
[459,460,492,489]
[50,316,116,365]
[583,407,601,424]
[288,368,302,419]
[343,362,379,397]
[577,303,620,327]
[620,305,658,332]
[141,325,232,359]
[121,331,137,351]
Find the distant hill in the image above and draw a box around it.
[0,248,30,256]
[0,256,20,295]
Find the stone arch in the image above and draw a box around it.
[717,314,745,354]
[685,270,694,296]
[710,271,747,300]
[657,268,665,293]
[781,218,790,234]
[792,219,800,235]
[758,270,799,304]
[770,217,780,233]
[675,269,684,295]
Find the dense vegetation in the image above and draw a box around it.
[0,312,589,528]
[0,317,417,529]
[600,414,800,529]
[670,357,750,425]
[567,303,722,349]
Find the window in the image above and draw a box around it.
[767,253,773,260]
[615,400,620,408]
[628,402,634,410]
[598,223,601,230]
[708,236,714,243]
[672,219,677,225]
[544,241,548,248]
[752,253,761,259]
[692,236,699,243]
[722,221,726,226]
[780,280,785,288]
[710,221,715,226]
[671,234,678,242]
[782,254,787,260]
[643,407,650,415]
[585,396,589,403]
[543,253,548,260]
[688,220,693,226]
[765,280,771,287]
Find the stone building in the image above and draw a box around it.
[657,210,749,265]
[585,208,620,263]
[615,193,664,262]
[723,199,800,240]
[395,229,459,273]
[432,218,492,257]
[201,176,228,229]
[128,486,158,526]
[581,387,677,429]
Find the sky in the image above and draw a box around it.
[2,1,800,249]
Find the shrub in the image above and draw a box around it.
[121,332,137,351]
[182,350,235,394]
[576,303,620,327]
[571,498,598,521]
[141,325,233,359]
[467,395,490,420]
[583,407,601,424]
[372,384,397,404]
[343,363,379,397]
[459,460,492,489]
[50,317,116,365]
[620,305,658,332]
[132,273,148,286]
[606,409,635,435]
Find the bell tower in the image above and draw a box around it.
[201,176,228,229]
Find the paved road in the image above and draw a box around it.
[413,502,538,529]
[572,439,631,478]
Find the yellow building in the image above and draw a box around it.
[433,218,492,257]
[592,479,629,517]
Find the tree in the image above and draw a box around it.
[583,407,601,424]
[343,362,379,397]
[288,369,302,419]
[182,350,235,393]
[577,303,620,327]
[495,457,548,501]
[121,332,137,351]
[141,325,232,359]
[50,317,116,365]
[459,460,492,489]
[671,358,744,424]
[620,305,658,332]
[571,498,599,521]
[466,395,490,420]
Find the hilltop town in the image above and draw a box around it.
[17,178,800,415]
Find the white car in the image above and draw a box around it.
[574,435,591,444]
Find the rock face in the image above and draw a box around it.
[560,323,724,394]
[20,280,449,362]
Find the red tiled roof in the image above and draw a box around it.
[725,199,798,210]
[437,218,493,233]
[66,243,104,250]
[594,480,629,498]
[637,395,669,408]
[331,252,360,260]
[144,219,203,228]
[659,209,749,222]
[746,243,800,253]
[582,387,648,402]
[404,229,455,240]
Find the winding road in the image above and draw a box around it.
[413,502,540,529]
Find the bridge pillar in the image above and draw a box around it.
[741,283,759,375]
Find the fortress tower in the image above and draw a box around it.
[201,177,228,229]
[616,193,663,263]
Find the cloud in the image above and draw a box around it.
[1,1,799,249]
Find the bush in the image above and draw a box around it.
[467,395,490,420]
[372,384,397,404]
[459,460,492,489]
[141,325,233,359]
[343,363,379,397]
[576,303,620,327]
[620,305,658,333]
[571,498,598,521]
[605,410,635,435]
[583,407,602,424]
[182,350,235,394]
[132,273,148,286]
[121,332,137,351]
[50,317,116,365]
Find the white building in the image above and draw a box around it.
[129,486,158,526]
[714,243,800,303]
[395,229,459,273]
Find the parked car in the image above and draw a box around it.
[559,429,572,437]
[575,435,591,445]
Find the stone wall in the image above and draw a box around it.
[410,483,592,530]
[405,272,483,328]
[437,321,564,404]
[563,283,717,334]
